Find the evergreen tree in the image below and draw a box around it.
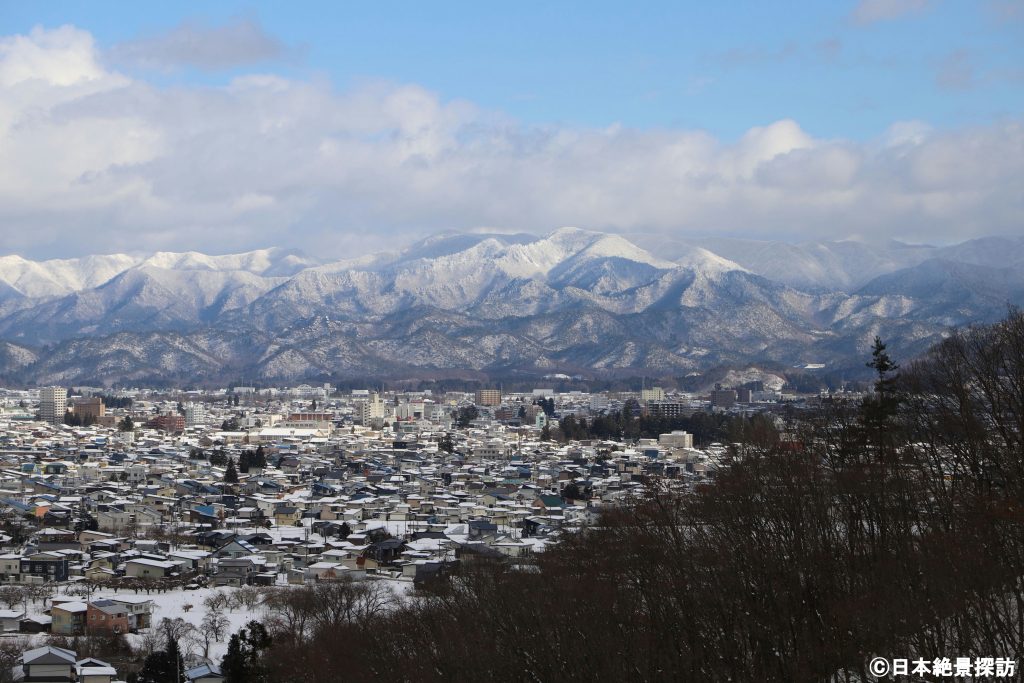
[222,633,249,682]
[166,637,185,682]
[253,445,267,467]
[117,416,134,432]
[224,458,239,483]
[137,638,184,683]
[455,405,479,427]
[438,433,455,454]
[861,335,902,444]
[222,620,272,683]
[867,335,899,394]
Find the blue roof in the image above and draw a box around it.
[2,499,32,513]
[186,663,223,680]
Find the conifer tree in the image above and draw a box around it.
[224,457,239,483]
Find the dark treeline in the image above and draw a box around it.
[223,312,1024,682]
[96,394,133,409]
[556,408,773,446]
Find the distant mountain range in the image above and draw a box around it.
[0,229,1021,386]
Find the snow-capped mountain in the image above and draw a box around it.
[0,247,316,300]
[0,229,1020,384]
[632,235,1024,292]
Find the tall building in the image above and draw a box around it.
[358,393,386,426]
[475,389,501,407]
[39,386,67,426]
[711,385,737,409]
[185,402,206,427]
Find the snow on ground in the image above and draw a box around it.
[40,578,418,663]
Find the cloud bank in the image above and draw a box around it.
[0,25,1021,259]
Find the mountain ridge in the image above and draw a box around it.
[0,229,1019,385]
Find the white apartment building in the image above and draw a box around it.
[39,386,67,427]
[184,403,206,427]
[358,393,386,426]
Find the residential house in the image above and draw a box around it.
[213,539,258,559]
[77,657,118,683]
[213,557,257,587]
[273,506,302,526]
[124,558,177,579]
[86,600,129,634]
[50,601,88,635]
[0,553,21,582]
[185,663,225,682]
[109,595,154,631]
[20,552,70,582]
[21,645,77,683]
[0,609,24,632]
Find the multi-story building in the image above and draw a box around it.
[147,413,185,433]
[358,393,386,426]
[184,402,206,427]
[640,387,665,402]
[659,430,694,449]
[646,401,692,419]
[39,386,67,426]
[70,397,104,423]
[475,389,502,407]
[711,387,737,409]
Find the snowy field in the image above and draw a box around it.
[24,577,418,663]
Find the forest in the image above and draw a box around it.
[206,312,1024,681]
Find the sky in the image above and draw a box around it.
[0,0,1021,259]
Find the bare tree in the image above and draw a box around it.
[0,586,27,610]
[192,609,230,659]
[0,638,26,683]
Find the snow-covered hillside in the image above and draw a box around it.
[0,229,1020,383]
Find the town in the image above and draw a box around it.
[0,379,823,681]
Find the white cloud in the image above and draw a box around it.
[0,25,107,87]
[108,17,287,71]
[0,26,1020,259]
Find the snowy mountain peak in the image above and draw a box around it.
[671,245,747,277]
[0,253,141,298]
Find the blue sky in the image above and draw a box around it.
[4,0,1020,138]
[0,1,1021,257]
